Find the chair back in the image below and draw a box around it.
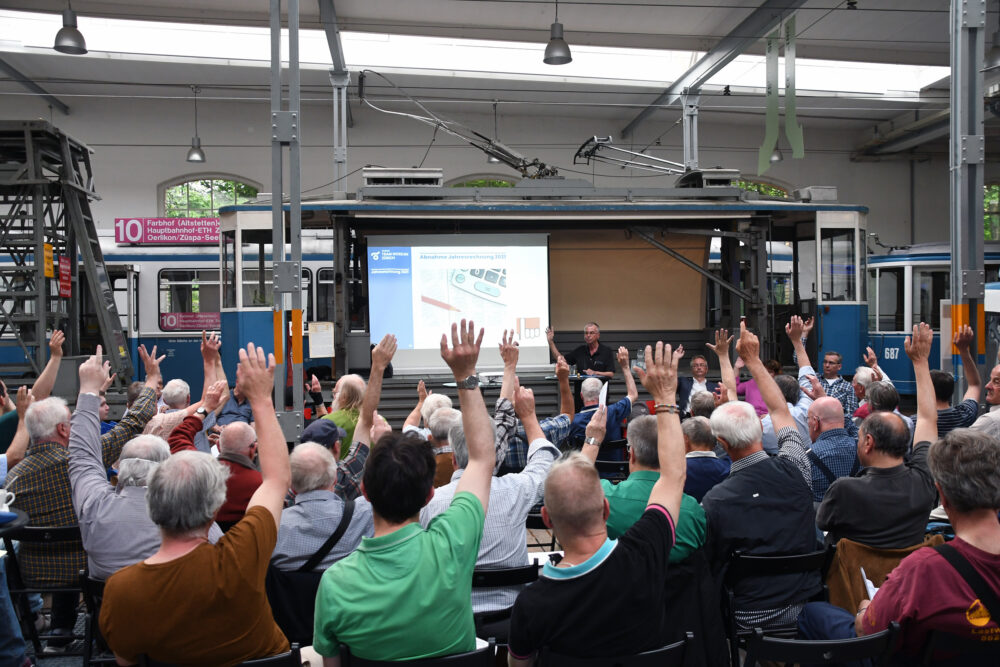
[265,565,323,646]
[471,564,539,588]
[726,545,835,584]
[919,629,1000,666]
[599,439,628,462]
[744,623,899,666]
[341,640,495,666]
[80,570,117,664]
[594,459,628,482]
[539,632,691,666]
[139,645,301,666]
[525,512,557,551]
[826,536,943,614]
[4,524,82,543]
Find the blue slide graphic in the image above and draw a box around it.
[368,246,414,348]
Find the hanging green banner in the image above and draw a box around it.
[757,30,781,176]
[784,16,805,158]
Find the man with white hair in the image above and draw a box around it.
[271,442,374,571]
[701,322,819,631]
[322,373,366,458]
[428,407,462,487]
[100,343,291,665]
[971,358,1000,439]
[7,344,163,649]
[506,341,686,664]
[69,352,224,580]
[566,347,637,448]
[403,380,453,440]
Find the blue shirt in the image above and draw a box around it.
[568,397,632,447]
[216,393,254,426]
[808,427,860,502]
[684,452,731,502]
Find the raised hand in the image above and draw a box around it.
[713,384,729,407]
[236,343,276,404]
[785,315,806,342]
[204,379,230,412]
[371,333,398,370]
[706,328,734,358]
[15,385,34,420]
[801,375,827,401]
[513,385,537,421]
[309,374,322,393]
[585,403,607,444]
[440,319,484,380]
[545,326,555,343]
[953,324,974,353]
[734,356,746,371]
[863,346,878,368]
[736,321,760,364]
[635,342,680,404]
[617,346,630,369]
[79,345,112,396]
[417,379,429,402]
[49,329,65,358]
[555,355,570,381]
[100,372,117,393]
[905,322,933,363]
[499,329,519,368]
[201,330,222,360]
[370,411,391,442]
[802,316,815,338]
[138,344,166,379]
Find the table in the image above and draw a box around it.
[0,509,29,557]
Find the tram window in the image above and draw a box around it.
[158,270,221,331]
[240,269,313,318]
[111,275,137,332]
[769,275,792,305]
[876,268,904,331]
[797,239,816,301]
[913,269,949,329]
[317,269,334,322]
[222,230,237,309]
[820,228,856,301]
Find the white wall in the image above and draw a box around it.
[2,91,951,243]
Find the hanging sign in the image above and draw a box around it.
[43,243,54,278]
[114,217,220,245]
[58,256,72,297]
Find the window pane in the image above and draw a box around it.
[913,269,949,329]
[164,178,258,218]
[820,228,856,301]
[158,269,221,331]
[317,268,334,322]
[877,268,904,331]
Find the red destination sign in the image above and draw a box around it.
[159,312,221,331]
[114,218,220,245]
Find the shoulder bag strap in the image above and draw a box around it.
[934,543,1000,624]
[807,449,837,485]
[298,499,355,573]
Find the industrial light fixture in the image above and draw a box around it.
[487,100,502,164]
[185,85,207,163]
[53,2,87,55]
[770,142,783,163]
[543,0,572,65]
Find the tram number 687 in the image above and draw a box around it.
[884,347,900,360]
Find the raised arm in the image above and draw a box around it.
[634,342,685,522]
[953,324,982,402]
[739,322,795,432]
[5,386,33,471]
[555,356,574,417]
[31,330,65,400]
[579,404,606,464]
[906,322,937,444]
[545,326,561,362]
[69,350,113,512]
[787,315,813,371]
[354,334,397,446]
[99,344,163,466]
[443,320,493,513]
[167,381,228,454]
[514,386,545,444]
[706,328,737,402]
[617,346,639,403]
[239,344,290,528]
[499,330,519,402]
[199,331,222,402]
[403,380,429,430]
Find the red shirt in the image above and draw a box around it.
[862,538,1000,657]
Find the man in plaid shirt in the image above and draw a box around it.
[499,355,575,474]
[6,344,163,647]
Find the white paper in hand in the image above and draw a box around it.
[861,566,879,600]
[599,381,609,406]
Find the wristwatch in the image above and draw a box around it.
[585,436,599,447]
[195,406,209,417]
[455,375,479,390]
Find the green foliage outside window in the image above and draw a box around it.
[165,179,258,218]
[451,178,516,188]
[985,184,1000,240]
[738,179,788,197]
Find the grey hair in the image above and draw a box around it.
[420,394,453,425]
[626,415,659,468]
[689,392,716,418]
[116,434,170,487]
[161,379,191,409]
[866,381,900,412]
[543,451,605,536]
[25,397,69,444]
[710,400,762,450]
[682,416,716,450]
[428,407,461,442]
[448,415,497,469]
[852,367,877,390]
[774,375,801,405]
[219,421,256,455]
[147,451,229,537]
[290,442,338,493]
[929,428,1000,512]
[580,378,602,402]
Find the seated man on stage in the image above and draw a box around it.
[545,322,615,378]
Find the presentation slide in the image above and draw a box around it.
[367,234,550,373]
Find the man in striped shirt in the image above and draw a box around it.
[926,324,981,438]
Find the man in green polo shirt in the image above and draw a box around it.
[313,321,495,663]
[582,410,706,562]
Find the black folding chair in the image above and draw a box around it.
[594,459,629,482]
[599,438,628,462]
[471,564,540,644]
[80,570,116,665]
[918,628,1000,666]
[722,546,835,667]
[139,644,301,666]
[539,631,691,666]
[3,524,85,656]
[744,622,900,666]
[341,639,495,666]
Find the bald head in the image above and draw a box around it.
[219,421,257,456]
[333,374,366,411]
[808,397,845,441]
[543,452,606,537]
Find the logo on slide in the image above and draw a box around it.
[370,250,381,262]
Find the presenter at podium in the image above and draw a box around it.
[545,322,615,379]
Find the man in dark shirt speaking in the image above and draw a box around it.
[546,322,615,378]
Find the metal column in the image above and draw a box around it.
[680,93,700,171]
[949,0,987,398]
[270,0,304,441]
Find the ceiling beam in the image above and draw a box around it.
[620,0,806,139]
[317,0,352,127]
[0,56,70,115]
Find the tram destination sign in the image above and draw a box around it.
[114,217,220,245]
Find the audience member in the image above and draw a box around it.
[403,379,452,439]
[100,342,291,665]
[866,380,915,436]
[0,386,32,484]
[270,442,373,570]
[300,419,347,456]
[807,396,861,503]
[506,340,686,663]
[928,324,981,437]
[545,321,615,378]
[312,323,495,662]
[8,344,162,649]
[567,347,637,447]
[688,392,716,419]
[428,407,462,487]
[735,357,781,416]
[69,349,221,581]
[580,410,705,562]
[678,353,719,415]
[702,321,819,631]
[420,384,558,622]
[971,357,1000,439]
[850,348,891,421]
[0,332,62,455]
[818,344,859,417]
[322,373,366,458]
[799,323,1000,662]
[682,416,730,501]
[501,355,574,474]
[760,317,821,452]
